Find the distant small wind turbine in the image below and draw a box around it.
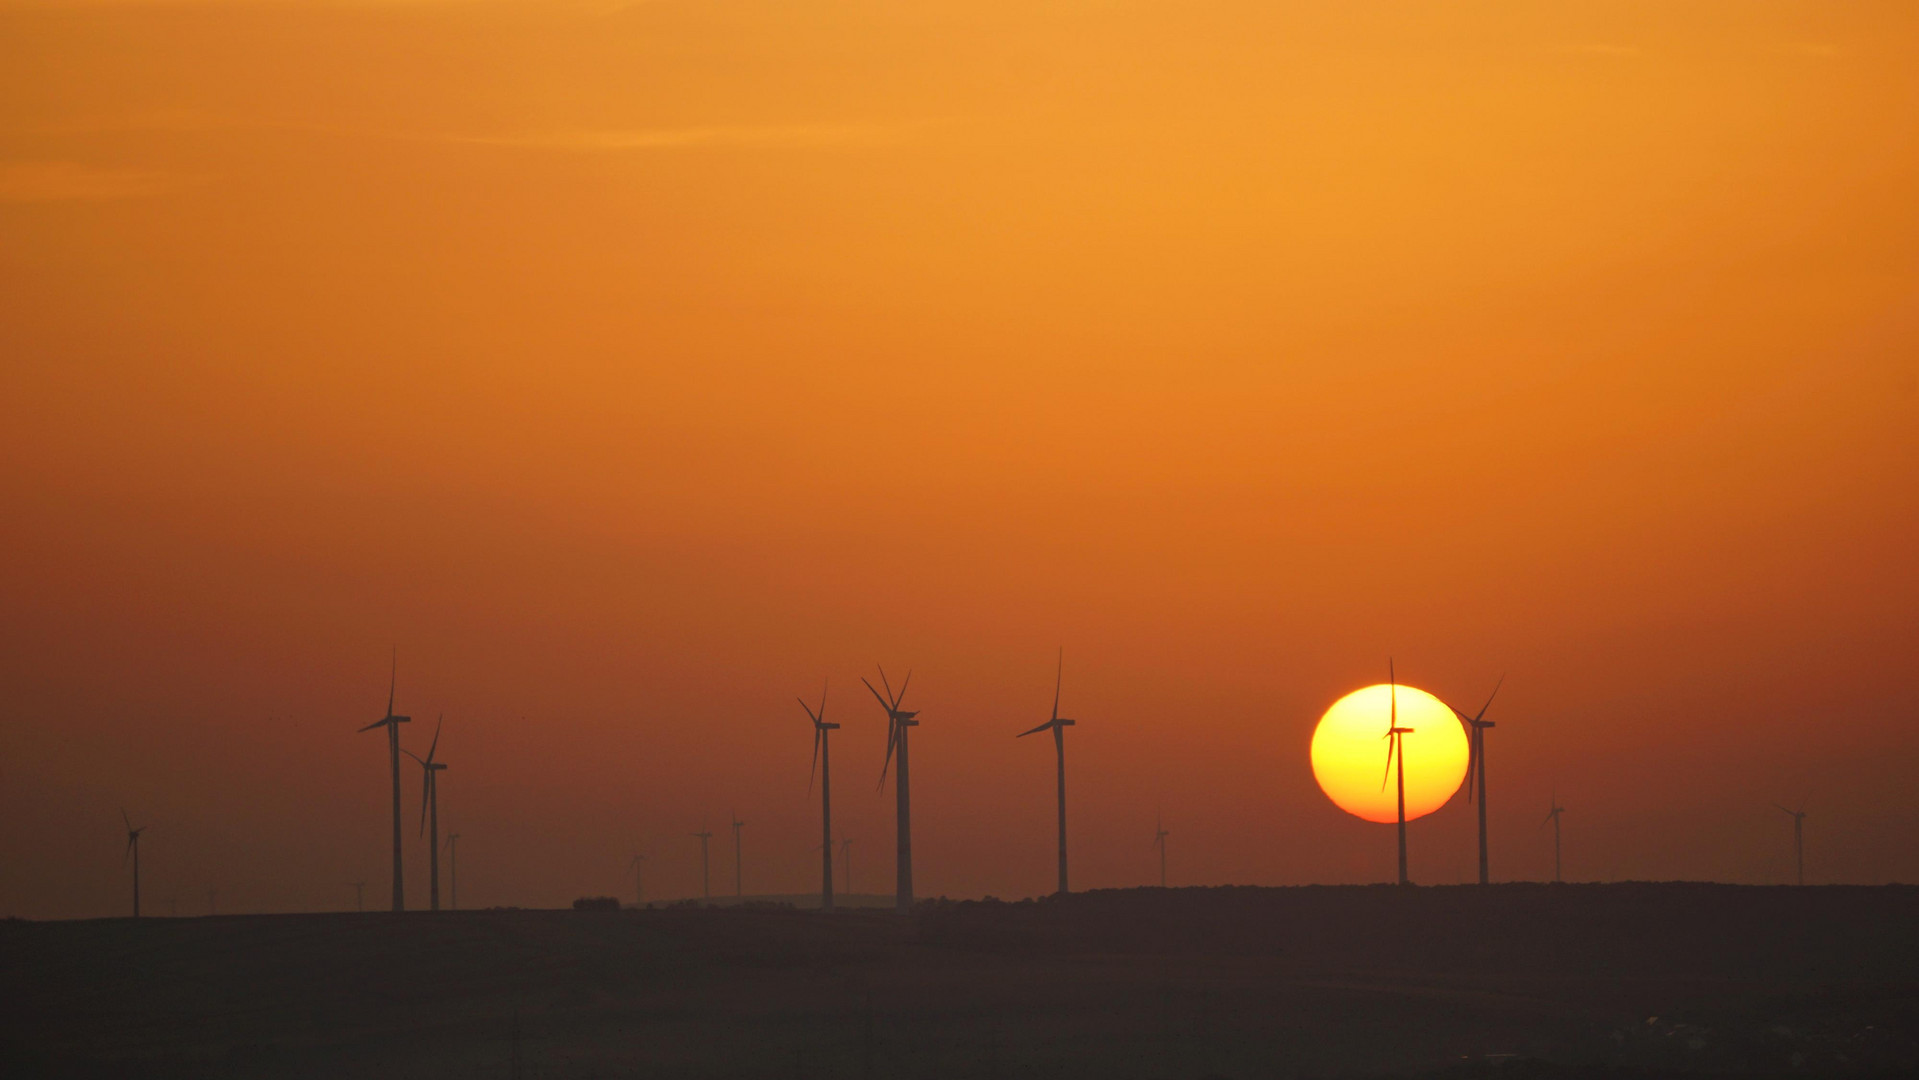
[121,809,145,918]
[1453,675,1503,885]
[630,853,645,906]
[802,680,838,912]
[357,652,412,911]
[730,812,746,899]
[692,827,713,899]
[1380,660,1414,886]
[1776,804,1807,886]
[1152,812,1169,888]
[1544,791,1566,883]
[864,666,921,915]
[350,881,366,912]
[840,837,853,897]
[1017,649,1079,895]
[403,715,449,911]
[444,833,460,909]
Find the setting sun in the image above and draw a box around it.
[1311,684,1469,824]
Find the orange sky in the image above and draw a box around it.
[2,0,1915,918]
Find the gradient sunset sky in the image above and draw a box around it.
[2,0,1915,918]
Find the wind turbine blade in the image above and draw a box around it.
[1017,719,1053,738]
[420,775,431,835]
[798,696,818,724]
[1473,674,1504,723]
[121,807,131,832]
[426,714,442,764]
[1389,658,1397,731]
[1463,731,1478,802]
[1381,736,1396,790]
[387,649,397,717]
[1052,648,1063,723]
[861,677,894,714]
[877,667,896,704]
[878,719,898,789]
[404,749,425,765]
[809,727,821,794]
[895,669,912,707]
[819,677,828,721]
[357,719,387,733]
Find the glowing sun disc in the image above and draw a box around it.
[1311,683,1469,824]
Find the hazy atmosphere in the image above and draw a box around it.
[3,0,1916,920]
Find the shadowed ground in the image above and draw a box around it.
[3,884,1914,1078]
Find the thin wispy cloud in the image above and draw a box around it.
[453,122,929,152]
[0,161,179,202]
[1555,43,1644,58]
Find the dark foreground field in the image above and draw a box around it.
[4,884,1915,1079]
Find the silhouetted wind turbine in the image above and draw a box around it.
[1544,791,1566,883]
[630,853,645,906]
[864,666,921,914]
[1380,660,1414,886]
[801,680,838,911]
[692,827,713,899]
[1017,649,1078,895]
[1153,812,1169,888]
[404,715,448,911]
[1453,675,1503,885]
[1776,804,1807,886]
[357,653,411,911]
[731,812,746,899]
[350,881,365,912]
[121,809,145,918]
[444,833,460,909]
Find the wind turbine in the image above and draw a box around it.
[1152,812,1169,888]
[1452,676,1503,885]
[444,833,460,909]
[121,809,145,918]
[864,667,921,914]
[357,653,411,911]
[1017,649,1078,895]
[630,853,645,907]
[403,715,448,911]
[1776,804,1807,886]
[350,881,366,912]
[1544,792,1566,883]
[1380,660,1415,886]
[692,827,713,899]
[730,812,746,899]
[802,680,838,911]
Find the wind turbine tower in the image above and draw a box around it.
[121,810,145,918]
[350,881,366,912]
[864,667,921,915]
[1776,804,1807,886]
[357,653,412,911]
[1380,660,1415,886]
[1455,676,1503,885]
[1017,649,1079,895]
[802,680,838,911]
[731,812,746,899]
[1544,793,1566,883]
[693,828,713,899]
[1153,813,1169,888]
[404,715,448,911]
